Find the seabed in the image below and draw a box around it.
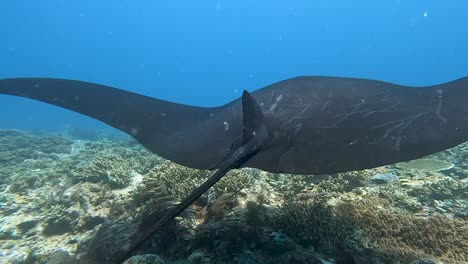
[0,129,466,264]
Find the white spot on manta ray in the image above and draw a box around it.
[130,128,139,136]
[223,121,230,131]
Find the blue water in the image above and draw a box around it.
[1,0,467,130]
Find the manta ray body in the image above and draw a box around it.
[0,76,467,262]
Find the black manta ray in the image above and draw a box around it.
[0,76,467,261]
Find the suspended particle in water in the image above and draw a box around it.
[423,11,428,17]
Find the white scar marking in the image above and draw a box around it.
[280,104,311,129]
[370,112,427,151]
[320,100,332,112]
[293,123,303,136]
[269,95,283,112]
[435,90,447,123]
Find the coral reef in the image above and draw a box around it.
[0,130,466,264]
[185,250,214,264]
[369,172,398,184]
[425,176,466,200]
[69,154,134,188]
[76,220,141,264]
[194,212,263,260]
[0,129,72,168]
[0,129,73,193]
[138,161,253,204]
[137,161,208,201]
[124,254,165,264]
[63,140,161,189]
[275,194,467,263]
[214,169,254,198]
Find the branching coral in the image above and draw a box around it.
[203,194,238,223]
[69,154,133,188]
[139,161,208,200]
[313,169,376,194]
[136,162,253,209]
[275,195,346,252]
[64,141,161,189]
[213,169,253,198]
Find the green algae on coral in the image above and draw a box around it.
[396,158,455,172]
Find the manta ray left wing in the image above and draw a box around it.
[0,78,241,170]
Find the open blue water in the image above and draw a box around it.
[1,0,467,130]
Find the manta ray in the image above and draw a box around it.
[0,76,467,262]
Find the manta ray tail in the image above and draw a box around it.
[117,90,269,263]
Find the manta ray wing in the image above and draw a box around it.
[0,76,467,175]
[0,77,240,170]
